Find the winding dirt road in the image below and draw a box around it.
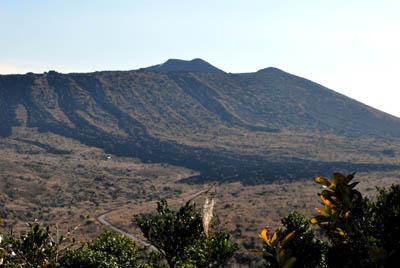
[96,185,215,250]
[97,211,155,249]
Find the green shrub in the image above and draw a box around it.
[280,212,326,268]
[311,173,372,267]
[135,199,238,267]
[1,222,63,267]
[259,172,400,268]
[1,232,14,267]
[181,231,239,267]
[369,185,400,267]
[60,230,140,268]
[258,225,297,268]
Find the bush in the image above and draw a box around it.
[135,199,238,267]
[369,185,400,266]
[259,172,400,268]
[0,232,14,267]
[0,222,63,267]
[280,212,326,268]
[181,231,239,267]
[311,172,371,267]
[60,230,140,268]
[0,224,140,268]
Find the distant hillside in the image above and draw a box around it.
[1,59,399,183]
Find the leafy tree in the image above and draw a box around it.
[258,212,326,268]
[0,232,13,267]
[1,222,63,267]
[60,230,140,268]
[369,185,400,267]
[259,172,400,268]
[258,226,297,268]
[311,172,372,267]
[280,212,326,268]
[181,231,238,267]
[135,199,238,267]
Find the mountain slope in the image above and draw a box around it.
[189,67,400,137]
[0,59,399,183]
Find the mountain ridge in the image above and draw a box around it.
[1,59,400,183]
[145,58,225,73]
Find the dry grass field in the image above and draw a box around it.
[0,126,194,239]
[1,126,400,256]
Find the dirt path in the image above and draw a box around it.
[96,185,215,250]
[97,211,156,249]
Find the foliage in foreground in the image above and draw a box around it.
[0,221,65,267]
[259,211,327,268]
[258,173,400,268]
[0,172,399,267]
[134,199,239,267]
[0,199,238,267]
[60,230,140,268]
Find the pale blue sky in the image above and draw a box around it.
[1,0,400,117]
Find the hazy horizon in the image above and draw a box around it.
[1,0,400,117]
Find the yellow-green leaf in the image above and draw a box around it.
[319,194,334,207]
[314,176,331,187]
[315,207,329,216]
[259,227,270,244]
[281,231,295,247]
[270,231,278,246]
[335,227,346,237]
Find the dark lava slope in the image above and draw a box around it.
[1,59,399,183]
